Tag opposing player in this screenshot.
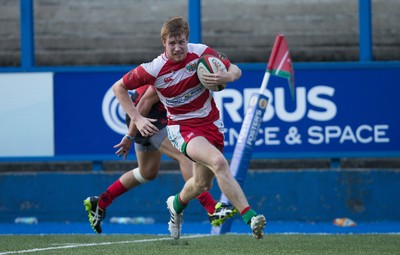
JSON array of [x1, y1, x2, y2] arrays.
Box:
[[83, 85, 237, 234], [112, 16, 266, 239]]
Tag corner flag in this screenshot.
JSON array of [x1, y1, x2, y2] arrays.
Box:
[[267, 34, 295, 98]]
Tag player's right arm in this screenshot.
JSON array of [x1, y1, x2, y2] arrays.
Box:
[[127, 86, 160, 137], [112, 78, 159, 137], [114, 85, 161, 159]]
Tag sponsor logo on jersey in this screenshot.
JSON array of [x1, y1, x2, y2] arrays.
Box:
[[186, 62, 197, 72], [164, 76, 174, 83]]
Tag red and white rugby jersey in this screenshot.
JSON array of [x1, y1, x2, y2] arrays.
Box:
[[122, 43, 231, 126]]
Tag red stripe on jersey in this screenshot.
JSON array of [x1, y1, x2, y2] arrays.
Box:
[[157, 76, 199, 98], [186, 51, 202, 63], [157, 52, 200, 78], [123, 66, 156, 90], [165, 88, 210, 115], [158, 60, 185, 77], [168, 100, 220, 127]]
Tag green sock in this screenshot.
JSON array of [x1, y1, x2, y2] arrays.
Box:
[[173, 194, 186, 214], [242, 209, 257, 225]]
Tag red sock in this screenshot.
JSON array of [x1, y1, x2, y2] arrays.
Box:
[[197, 191, 217, 214], [98, 179, 128, 210]]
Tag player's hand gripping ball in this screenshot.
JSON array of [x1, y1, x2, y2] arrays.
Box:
[[197, 55, 228, 92]]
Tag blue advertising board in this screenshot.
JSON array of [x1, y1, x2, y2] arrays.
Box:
[[216, 67, 399, 158], [54, 72, 126, 156], [53, 66, 400, 159]]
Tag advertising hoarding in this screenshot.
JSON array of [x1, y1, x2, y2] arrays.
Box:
[[50, 67, 400, 158]]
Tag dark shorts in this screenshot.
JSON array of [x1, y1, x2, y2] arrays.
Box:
[[134, 127, 167, 152]]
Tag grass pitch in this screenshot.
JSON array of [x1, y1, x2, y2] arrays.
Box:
[[0, 234, 399, 255]]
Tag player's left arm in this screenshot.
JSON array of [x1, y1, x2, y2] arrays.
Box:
[[201, 48, 242, 84], [226, 63, 242, 82]]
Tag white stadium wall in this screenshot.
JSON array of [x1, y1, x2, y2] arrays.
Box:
[[0, 73, 54, 157]]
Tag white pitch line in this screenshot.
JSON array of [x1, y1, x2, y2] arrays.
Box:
[[0, 234, 210, 255]]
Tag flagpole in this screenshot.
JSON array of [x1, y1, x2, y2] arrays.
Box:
[[258, 71, 271, 95]]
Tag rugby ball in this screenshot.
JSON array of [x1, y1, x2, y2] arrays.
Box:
[[197, 55, 228, 92]]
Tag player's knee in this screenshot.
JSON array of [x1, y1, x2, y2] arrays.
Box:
[[132, 167, 154, 184], [194, 179, 213, 192], [209, 155, 229, 175]]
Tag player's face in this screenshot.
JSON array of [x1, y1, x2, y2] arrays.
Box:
[[163, 33, 188, 63]]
